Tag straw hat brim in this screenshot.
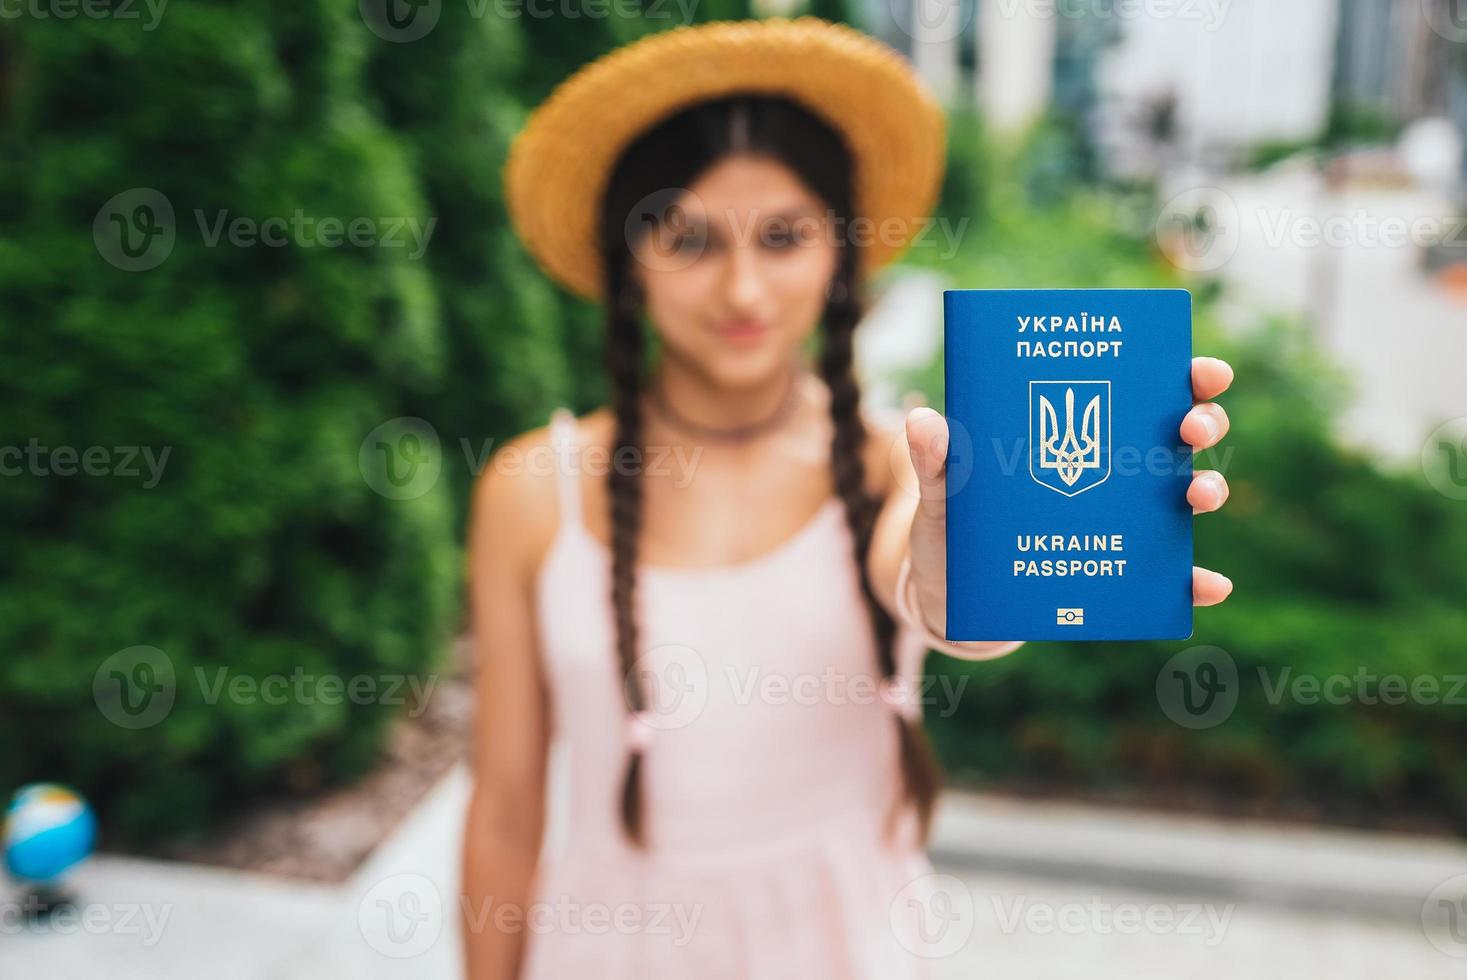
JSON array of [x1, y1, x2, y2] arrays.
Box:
[[504, 18, 947, 300]]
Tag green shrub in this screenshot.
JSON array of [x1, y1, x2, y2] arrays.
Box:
[[0, 5, 458, 837], [362, 1, 604, 523]]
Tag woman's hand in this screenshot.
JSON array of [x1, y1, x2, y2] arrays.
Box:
[[902, 356, 1235, 642]]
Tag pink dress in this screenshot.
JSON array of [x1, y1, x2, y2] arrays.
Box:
[[520, 408, 945, 979]]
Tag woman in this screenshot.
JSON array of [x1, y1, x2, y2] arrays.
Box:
[[463, 19, 1234, 979]]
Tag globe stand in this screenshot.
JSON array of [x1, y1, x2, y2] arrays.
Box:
[[13, 882, 76, 921]]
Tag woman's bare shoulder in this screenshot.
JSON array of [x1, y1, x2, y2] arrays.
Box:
[[469, 408, 614, 573]]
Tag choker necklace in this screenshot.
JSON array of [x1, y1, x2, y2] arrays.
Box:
[[647, 368, 803, 444]]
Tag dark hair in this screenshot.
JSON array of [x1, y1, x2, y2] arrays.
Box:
[[597, 95, 939, 847]]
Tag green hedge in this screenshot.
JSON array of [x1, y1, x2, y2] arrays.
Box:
[[0, 5, 465, 837], [361, 0, 603, 523]]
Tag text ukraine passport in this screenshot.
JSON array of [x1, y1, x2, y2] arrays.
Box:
[[944, 289, 1193, 641]]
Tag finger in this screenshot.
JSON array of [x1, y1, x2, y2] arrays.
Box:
[[1180, 402, 1230, 450], [904, 407, 948, 519], [1193, 566, 1233, 606], [1192, 357, 1234, 402], [1187, 470, 1230, 514]]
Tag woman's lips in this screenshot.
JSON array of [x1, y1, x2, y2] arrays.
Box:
[[713, 319, 770, 345]]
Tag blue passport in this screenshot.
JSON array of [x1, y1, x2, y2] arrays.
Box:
[[944, 289, 1193, 641]]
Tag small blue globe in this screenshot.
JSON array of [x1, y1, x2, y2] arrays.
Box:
[[4, 784, 96, 884]]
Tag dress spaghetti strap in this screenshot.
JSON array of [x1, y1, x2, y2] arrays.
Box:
[[547, 407, 584, 531]]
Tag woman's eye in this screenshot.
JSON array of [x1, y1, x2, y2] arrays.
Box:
[[762, 225, 800, 249], [762, 220, 822, 250], [670, 229, 709, 256]]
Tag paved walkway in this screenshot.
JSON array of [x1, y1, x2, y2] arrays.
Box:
[[936, 867, 1460, 979], [7, 767, 1467, 978]]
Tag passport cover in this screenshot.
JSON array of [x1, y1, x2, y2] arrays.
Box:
[[944, 289, 1193, 641]]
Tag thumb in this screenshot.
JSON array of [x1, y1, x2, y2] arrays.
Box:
[[904, 407, 948, 520]]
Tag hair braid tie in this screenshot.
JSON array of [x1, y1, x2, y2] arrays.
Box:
[[818, 250, 942, 844], [626, 711, 657, 753]]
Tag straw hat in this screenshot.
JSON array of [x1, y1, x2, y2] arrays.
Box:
[[504, 18, 947, 300]]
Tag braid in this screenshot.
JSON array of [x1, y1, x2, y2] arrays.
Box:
[[606, 268, 649, 847], [817, 250, 942, 842]]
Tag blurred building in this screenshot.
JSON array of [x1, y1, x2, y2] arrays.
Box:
[[873, 0, 1465, 194], [1335, 0, 1461, 121], [1096, 0, 1339, 176]]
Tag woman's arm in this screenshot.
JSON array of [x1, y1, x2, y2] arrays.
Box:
[[462, 436, 555, 980], [867, 357, 1237, 657]]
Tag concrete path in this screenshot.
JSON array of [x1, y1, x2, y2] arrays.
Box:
[[930, 791, 1467, 923], [935, 867, 1463, 979], [3, 853, 339, 979], [7, 767, 1467, 978]]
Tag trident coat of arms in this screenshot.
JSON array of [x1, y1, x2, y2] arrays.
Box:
[[1030, 381, 1111, 496]]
